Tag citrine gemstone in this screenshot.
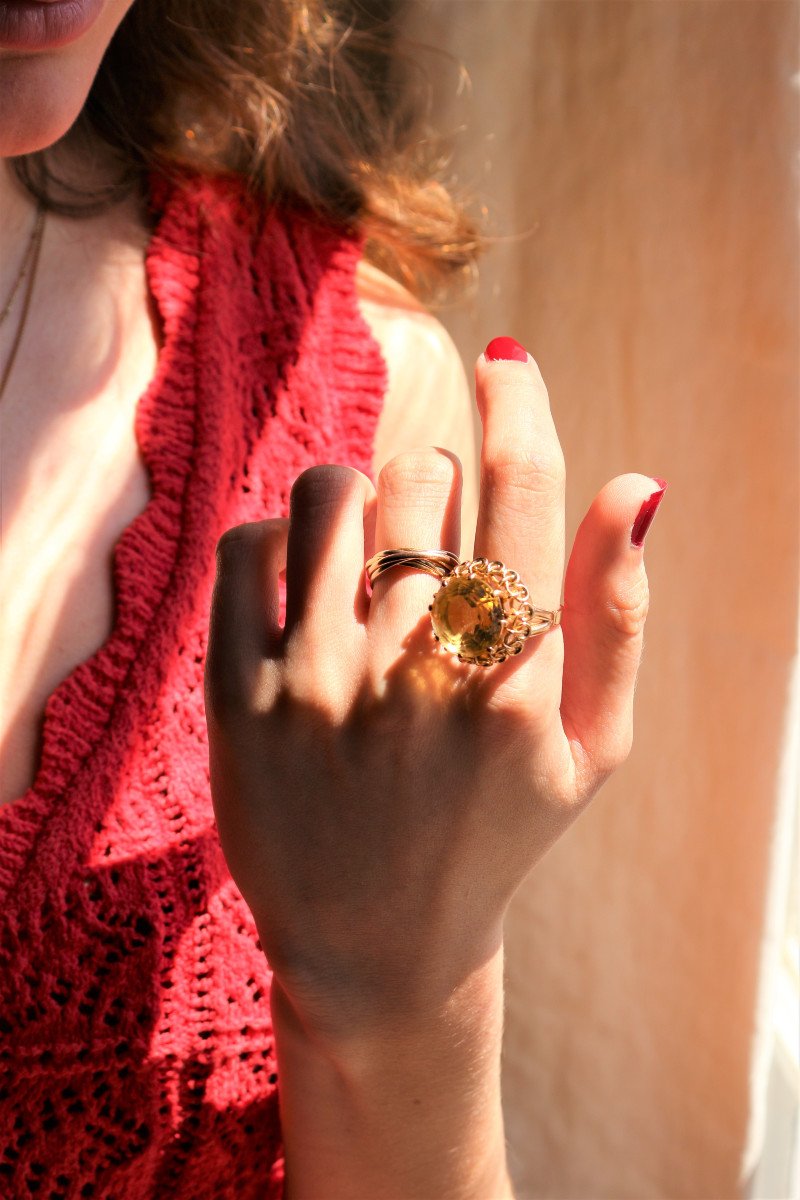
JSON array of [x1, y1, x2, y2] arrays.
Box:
[[430, 574, 505, 660]]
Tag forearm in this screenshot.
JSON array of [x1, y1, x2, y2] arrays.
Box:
[[268, 941, 515, 1200]]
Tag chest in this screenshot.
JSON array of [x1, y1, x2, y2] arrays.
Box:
[[0, 220, 399, 814], [0, 267, 160, 810]]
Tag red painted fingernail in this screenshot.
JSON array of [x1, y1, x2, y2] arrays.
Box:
[[631, 477, 668, 547], [484, 336, 529, 363]]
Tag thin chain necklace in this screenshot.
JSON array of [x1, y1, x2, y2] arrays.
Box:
[[0, 199, 47, 404]]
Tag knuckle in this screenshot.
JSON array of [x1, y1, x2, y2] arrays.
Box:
[[378, 449, 457, 502], [484, 444, 566, 501], [291, 464, 366, 512], [481, 372, 551, 412], [604, 570, 650, 639], [215, 517, 286, 561], [215, 521, 258, 559]]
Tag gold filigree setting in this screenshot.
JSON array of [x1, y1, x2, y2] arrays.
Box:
[[428, 558, 561, 667]]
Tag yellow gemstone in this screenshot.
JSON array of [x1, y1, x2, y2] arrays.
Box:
[[430, 574, 505, 660]]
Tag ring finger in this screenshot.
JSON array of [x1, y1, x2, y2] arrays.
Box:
[[367, 447, 462, 686]]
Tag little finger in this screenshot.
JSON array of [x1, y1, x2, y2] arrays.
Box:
[[282, 464, 377, 712], [205, 517, 289, 723]]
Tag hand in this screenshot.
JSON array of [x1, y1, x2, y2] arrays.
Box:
[[204, 339, 667, 1045]]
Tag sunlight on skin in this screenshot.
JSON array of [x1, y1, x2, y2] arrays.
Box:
[[0, 400, 143, 724], [0, 152, 159, 804]]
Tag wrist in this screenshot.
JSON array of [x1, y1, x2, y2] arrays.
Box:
[[263, 917, 507, 1053], [270, 932, 506, 1066], [269, 940, 512, 1200]]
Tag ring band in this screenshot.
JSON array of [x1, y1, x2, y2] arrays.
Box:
[[365, 548, 460, 586], [364, 548, 563, 668]]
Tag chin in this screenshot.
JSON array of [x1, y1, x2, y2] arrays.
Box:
[[0, 0, 134, 159], [0, 56, 93, 157]]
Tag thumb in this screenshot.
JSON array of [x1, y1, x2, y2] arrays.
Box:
[[560, 473, 668, 796]]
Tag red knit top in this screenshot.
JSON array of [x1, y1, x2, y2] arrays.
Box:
[[0, 167, 388, 1199]]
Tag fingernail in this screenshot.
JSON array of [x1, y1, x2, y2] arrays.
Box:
[[631, 477, 668, 547], [484, 336, 529, 363]]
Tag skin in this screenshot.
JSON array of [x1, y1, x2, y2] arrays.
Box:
[[0, 0, 137, 177], [207, 363, 664, 1197], [1, 3, 666, 1196]]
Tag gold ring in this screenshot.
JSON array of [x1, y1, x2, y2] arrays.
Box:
[[364, 549, 563, 668], [365, 547, 460, 586], [429, 557, 562, 667]]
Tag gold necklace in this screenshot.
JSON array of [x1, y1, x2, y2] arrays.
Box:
[[0, 202, 41, 324], [0, 199, 46, 403]]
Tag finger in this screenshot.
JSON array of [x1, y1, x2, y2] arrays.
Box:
[[367, 448, 461, 678], [205, 517, 289, 722], [560, 474, 668, 795], [283, 465, 376, 699], [471, 338, 565, 713], [473, 338, 565, 610]]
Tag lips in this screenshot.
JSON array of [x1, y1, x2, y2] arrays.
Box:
[[0, 0, 105, 50]]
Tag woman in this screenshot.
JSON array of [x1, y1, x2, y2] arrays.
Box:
[[0, 0, 667, 1196]]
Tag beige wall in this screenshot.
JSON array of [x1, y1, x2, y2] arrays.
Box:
[[404, 2, 800, 1196]]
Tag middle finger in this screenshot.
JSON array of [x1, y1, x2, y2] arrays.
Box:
[[473, 339, 566, 625]]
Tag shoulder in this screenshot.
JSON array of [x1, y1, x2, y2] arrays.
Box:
[[151, 176, 480, 543], [354, 259, 476, 486], [354, 259, 478, 557], [354, 258, 464, 389]]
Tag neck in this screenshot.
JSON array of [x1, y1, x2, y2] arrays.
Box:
[[0, 159, 39, 275], [0, 150, 151, 295], [0, 147, 154, 419], [0, 149, 157, 425]]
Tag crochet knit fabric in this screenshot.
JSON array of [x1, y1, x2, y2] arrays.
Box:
[[0, 166, 388, 1199]]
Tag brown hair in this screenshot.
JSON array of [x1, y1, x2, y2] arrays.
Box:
[[9, 0, 481, 306]]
